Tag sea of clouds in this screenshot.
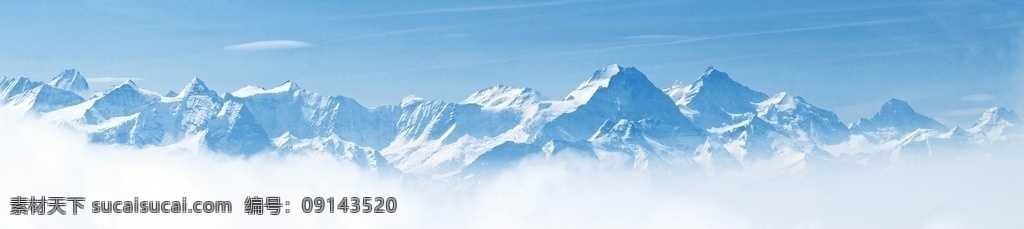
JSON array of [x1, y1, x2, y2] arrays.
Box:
[[1, 108, 1022, 229]]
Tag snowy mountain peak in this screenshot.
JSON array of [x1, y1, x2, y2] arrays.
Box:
[[565, 64, 648, 103], [703, 65, 724, 77], [6, 83, 85, 113], [976, 107, 1021, 124], [592, 63, 622, 80], [232, 81, 302, 98], [967, 107, 1021, 140], [277, 81, 300, 91], [461, 84, 547, 109], [119, 79, 138, 88], [755, 91, 850, 145], [878, 98, 914, 115], [542, 65, 704, 142], [105, 79, 150, 95], [669, 67, 768, 128], [852, 98, 947, 141], [0, 77, 44, 101], [48, 69, 90, 95], [694, 67, 746, 90], [177, 77, 215, 98], [585, 64, 650, 85], [401, 95, 425, 107], [871, 99, 945, 131], [761, 92, 801, 111]]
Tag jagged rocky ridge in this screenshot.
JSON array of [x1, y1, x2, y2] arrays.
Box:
[[1, 66, 1020, 177]]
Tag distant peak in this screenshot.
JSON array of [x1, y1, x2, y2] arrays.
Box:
[[487, 84, 515, 90], [178, 77, 212, 97], [11, 76, 31, 84], [48, 68, 90, 93], [759, 91, 804, 111], [122, 79, 137, 87], [697, 66, 733, 82], [979, 106, 1021, 123], [101, 79, 145, 95], [283, 80, 298, 89], [59, 69, 82, 77], [491, 84, 540, 93], [401, 95, 425, 107], [684, 66, 765, 104], [984, 106, 1013, 116], [565, 64, 656, 102], [573, 64, 649, 92], [184, 77, 206, 89], [592, 64, 646, 82], [591, 64, 624, 80], [885, 98, 909, 106], [462, 84, 546, 107], [231, 80, 303, 98], [273, 80, 301, 91], [879, 98, 915, 113], [867, 98, 948, 133]]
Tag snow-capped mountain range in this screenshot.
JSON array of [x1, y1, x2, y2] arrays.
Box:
[[1, 66, 1020, 177]]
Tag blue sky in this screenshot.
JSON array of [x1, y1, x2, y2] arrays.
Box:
[[1, 0, 1022, 126]]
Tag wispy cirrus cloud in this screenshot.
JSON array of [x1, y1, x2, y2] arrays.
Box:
[[224, 40, 312, 51], [625, 34, 699, 40], [361, 17, 918, 77]]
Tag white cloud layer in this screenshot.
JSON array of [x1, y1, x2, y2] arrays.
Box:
[[224, 40, 311, 51], [0, 109, 1022, 228]]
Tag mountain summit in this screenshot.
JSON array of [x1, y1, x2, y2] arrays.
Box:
[[542, 64, 704, 142], [851, 98, 948, 142], [968, 107, 1021, 142], [48, 69, 91, 97], [666, 67, 768, 129]]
